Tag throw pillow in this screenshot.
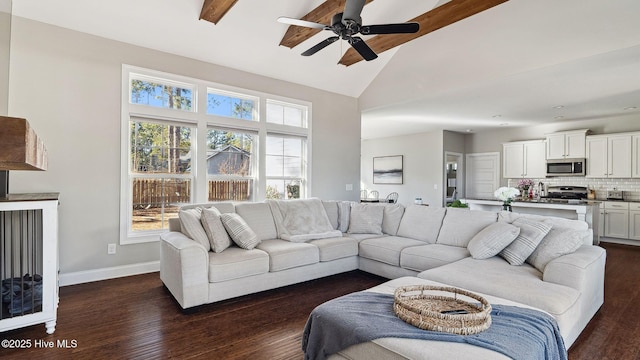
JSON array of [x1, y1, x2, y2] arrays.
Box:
[[200, 207, 232, 253], [499, 218, 552, 265], [220, 213, 260, 250], [347, 203, 384, 234], [526, 227, 587, 272], [179, 208, 211, 251], [467, 222, 520, 260], [381, 203, 405, 235]]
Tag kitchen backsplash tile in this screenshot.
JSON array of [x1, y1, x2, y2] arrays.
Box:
[[508, 177, 640, 201]]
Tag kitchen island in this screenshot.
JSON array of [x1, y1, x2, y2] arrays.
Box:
[[463, 198, 601, 244]]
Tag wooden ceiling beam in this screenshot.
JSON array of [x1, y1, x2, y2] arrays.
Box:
[[279, 0, 374, 49], [200, 0, 239, 25], [339, 0, 509, 66]]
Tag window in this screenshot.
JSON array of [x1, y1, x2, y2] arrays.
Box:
[[122, 65, 311, 244], [131, 77, 194, 111], [207, 89, 257, 120], [206, 128, 256, 201], [127, 119, 194, 240], [266, 135, 306, 199], [266, 100, 307, 127]]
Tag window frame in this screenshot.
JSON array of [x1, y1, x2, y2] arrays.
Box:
[[121, 65, 312, 244]]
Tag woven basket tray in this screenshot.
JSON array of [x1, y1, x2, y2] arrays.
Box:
[[393, 285, 492, 335]]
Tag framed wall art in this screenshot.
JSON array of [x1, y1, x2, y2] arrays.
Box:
[[373, 155, 403, 184]]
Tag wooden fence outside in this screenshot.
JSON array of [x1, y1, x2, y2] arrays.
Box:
[[132, 178, 250, 207]]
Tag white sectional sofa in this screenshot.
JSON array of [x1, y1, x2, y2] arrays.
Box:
[[159, 199, 606, 349]]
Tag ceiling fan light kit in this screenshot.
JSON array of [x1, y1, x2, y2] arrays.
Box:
[[278, 0, 419, 62]]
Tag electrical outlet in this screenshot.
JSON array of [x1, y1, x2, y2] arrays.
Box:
[[107, 243, 116, 255], [346, 184, 353, 191], [433, 184, 438, 190]]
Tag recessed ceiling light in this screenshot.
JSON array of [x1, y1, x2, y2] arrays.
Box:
[[624, 106, 637, 111], [553, 105, 565, 109], [554, 116, 565, 120], [465, 129, 473, 133]]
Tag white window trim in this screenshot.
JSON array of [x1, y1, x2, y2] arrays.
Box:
[[121, 64, 312, 245]]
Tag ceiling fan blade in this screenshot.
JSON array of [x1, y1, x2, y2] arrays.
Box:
[[348, 36, 377, 61], [301, 36, 340, 56], [342, 0, 366, 23], [277, 16, 329, 30], [361, 23, 420, 35]]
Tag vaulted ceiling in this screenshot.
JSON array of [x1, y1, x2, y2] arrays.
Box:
[[11, 0, 640, 139]]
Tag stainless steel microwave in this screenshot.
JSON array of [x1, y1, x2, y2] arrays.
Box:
[[546, 158, 586, 177]]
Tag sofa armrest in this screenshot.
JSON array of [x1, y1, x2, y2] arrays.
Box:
[[543, 245, 606, 303], [160, 231, 210, 309]]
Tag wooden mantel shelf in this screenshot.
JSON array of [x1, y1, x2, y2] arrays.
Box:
[[0, 116, 48, 171]]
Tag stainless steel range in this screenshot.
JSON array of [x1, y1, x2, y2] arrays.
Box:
[[544, 186, 588, 200]]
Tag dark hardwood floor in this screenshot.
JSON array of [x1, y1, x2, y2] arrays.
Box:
[[1, 242, 639, 359]]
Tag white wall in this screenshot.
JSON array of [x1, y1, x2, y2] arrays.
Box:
[[7, 17, 361, 279], [361, 131, 444, 207]]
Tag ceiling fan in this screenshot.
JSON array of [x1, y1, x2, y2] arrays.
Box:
[[277, 0, 420, 61]]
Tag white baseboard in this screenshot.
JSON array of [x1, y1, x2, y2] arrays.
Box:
[[59, 261, 160, 287]]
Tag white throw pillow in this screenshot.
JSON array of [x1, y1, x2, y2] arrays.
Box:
[[220, 213, 260, 250], [179, 208, 211, 251], [467, 222, 520, 260], [347, 204, 384, 234], [382, 203, 405, 235], [526, 227, 587, 272], [200, 207, 232, 253], [499, 218, 552, 266]]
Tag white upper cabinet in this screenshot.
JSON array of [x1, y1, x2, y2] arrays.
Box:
[[546, 129, 588, 160], [586, 134, 632, 178], [503, 140, 546, 179], [633, 134, 640, 178]]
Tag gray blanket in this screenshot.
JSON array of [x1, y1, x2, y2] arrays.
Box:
[[302, 292, 567, 360]]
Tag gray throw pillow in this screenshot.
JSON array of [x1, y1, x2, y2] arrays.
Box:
[[179, 208, 211, 251], [201, 207, 232, 253], [467, 222, 520, 260], [499, 218, 552, 265], [220, 213, 260, 250], [526, 227, 587, 272], [347, 203, 384, 234]]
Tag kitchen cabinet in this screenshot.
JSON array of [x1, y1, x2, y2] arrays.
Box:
[[629, 203, 640, 241], [503, 140, 546, 179], [603, 201, 629, 239], [546, 129, 588, 160], [633, 134, 640, 178], [586, 134, 632, 178]]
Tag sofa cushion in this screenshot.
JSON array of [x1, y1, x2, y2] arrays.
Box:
[[348, 203, 384, 234], [381, 203, 405, 235], [234, 202, 278, 241], [400, 244, 470, 272], [322, 201, 339, 230], [498, 211, 588, 230], [220, 213, 261, 250], [208, 246, 269, 283], [467, 222, 520, 260], [526, 227, 588, 272], [359, 236, 427, 267], [345, 233, 387, 242], [499, 218, 552, 265], [201, 207, 232, 253], [256, 239, 319, 271], [418, 257, 581, 318], [179, 208, 211, 251], [396, 205, 446, 243], [309, 236, 358, 262], [436, 208, 497, 247], [337, 201, 352, 233]]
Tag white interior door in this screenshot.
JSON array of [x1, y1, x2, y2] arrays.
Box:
[[465, 152, 500, 200]]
